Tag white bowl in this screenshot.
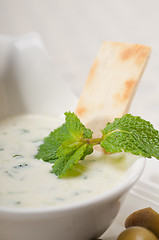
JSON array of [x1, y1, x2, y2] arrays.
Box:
[[0, 157, 145, 240], [0, 34, 145, 240]]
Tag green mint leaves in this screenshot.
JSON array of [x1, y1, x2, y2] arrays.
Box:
[[101, 114, 159, 159], [35, 112, 93, 178], [35, 112, 159, 178]]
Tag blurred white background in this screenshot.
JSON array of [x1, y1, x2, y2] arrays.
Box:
[[0, 1, 158, 92], [0, 1, 158, 125], [0, 1, 158, 114]]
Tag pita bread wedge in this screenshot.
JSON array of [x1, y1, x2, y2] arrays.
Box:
[[75, 41, 151, 137]]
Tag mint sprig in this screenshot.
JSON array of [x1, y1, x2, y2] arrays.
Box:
[[35, 112, 159, 178], [101, 114, 159, 159]]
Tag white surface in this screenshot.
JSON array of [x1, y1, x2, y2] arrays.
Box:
[[0, 1, 159, 239]]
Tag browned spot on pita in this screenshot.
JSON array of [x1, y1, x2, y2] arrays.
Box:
[[120, 45, 150, 65], [123, 79, 136, 100], [136, 47, 151, 65], [75, 106, 87, 116], [114, 79, 136, 104], [85, 59, 99, 87]]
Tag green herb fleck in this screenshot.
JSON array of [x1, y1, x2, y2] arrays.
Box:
[[32, 139, 43, 143], [55, 197, 65, 201], [21, 129, 30, 133], [13, 154, 23, 159], [14, 163, 28, 169], [5, 171, 13, 177], [83, 176, 88, 180]]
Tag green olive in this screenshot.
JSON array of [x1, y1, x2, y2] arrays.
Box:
[[117, 226, 158, 240], [125, 207, 159, 238]]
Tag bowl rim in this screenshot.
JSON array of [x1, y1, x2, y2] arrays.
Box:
[[0, 156, 146, 214]]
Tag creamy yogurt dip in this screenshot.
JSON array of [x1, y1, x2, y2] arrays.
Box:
[[0, 114, 137, 208]]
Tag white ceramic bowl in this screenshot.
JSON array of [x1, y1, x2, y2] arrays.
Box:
[[0, 34, 145, 240], [0, 157, 145, 240]]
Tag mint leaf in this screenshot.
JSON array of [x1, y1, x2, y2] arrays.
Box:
[[52, 142, 93, 178], [35, 112, 93, 176], [100, 114, 159, 159]]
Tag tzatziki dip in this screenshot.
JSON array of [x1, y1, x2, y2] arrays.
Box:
[[0, 114, 137, 208]]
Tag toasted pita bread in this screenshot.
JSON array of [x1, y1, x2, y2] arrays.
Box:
[[75, 41, 151, 137]]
